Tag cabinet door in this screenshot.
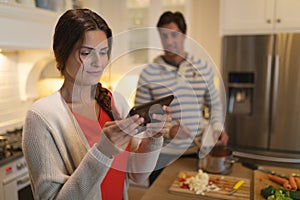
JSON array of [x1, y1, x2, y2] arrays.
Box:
[[275, 0, 300, 31], [220, 0, 275, 35]]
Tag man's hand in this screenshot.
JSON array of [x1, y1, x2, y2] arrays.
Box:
[[214, 131, 229, 146], [168, 120, 191, 139]]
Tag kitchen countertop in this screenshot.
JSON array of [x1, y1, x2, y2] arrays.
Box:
[[141, 157, 254, 200], [141, 157, 300, 200]]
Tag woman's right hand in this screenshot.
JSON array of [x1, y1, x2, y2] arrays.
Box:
[[96, 114, 144, 157]]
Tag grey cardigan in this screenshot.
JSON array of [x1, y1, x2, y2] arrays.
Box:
[[22, 92, 163, 200]]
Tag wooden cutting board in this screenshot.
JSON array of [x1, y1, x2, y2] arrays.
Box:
[[253, 166, 300, 200], [169, 171, 250, 200]]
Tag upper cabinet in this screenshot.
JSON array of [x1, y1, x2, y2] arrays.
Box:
[[0, 2, 60, 49], [220, 0, 300, 35]]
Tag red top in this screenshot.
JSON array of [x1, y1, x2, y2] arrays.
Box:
[[73, 104, 129, 200]]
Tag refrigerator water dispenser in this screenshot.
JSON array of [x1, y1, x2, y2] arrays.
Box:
[[227, 72, 254, 115]]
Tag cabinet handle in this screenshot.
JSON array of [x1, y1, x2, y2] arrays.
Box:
[[276, 18, 281, 23], [17, 176, 30, 185], [266, 19, 271, 23]]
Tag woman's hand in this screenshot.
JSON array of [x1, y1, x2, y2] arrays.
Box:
[[96, 114, 144, 157], [144, 105, 172, 138]]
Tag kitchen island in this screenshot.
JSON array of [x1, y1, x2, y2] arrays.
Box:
[[142, 158, 299, 200]]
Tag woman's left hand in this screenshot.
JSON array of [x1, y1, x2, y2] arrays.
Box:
[[144, 105, 172, 138]]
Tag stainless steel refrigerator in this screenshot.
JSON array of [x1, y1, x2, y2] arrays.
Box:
[[222, 34, 300, 164]]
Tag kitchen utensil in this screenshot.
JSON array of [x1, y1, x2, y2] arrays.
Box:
[[198, 124, 214, 159], [229, 180, 245, 195], [241, 161, 288, 178], [199, 146, 238, 175]]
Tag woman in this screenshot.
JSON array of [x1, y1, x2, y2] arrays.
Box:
[[22, 9, 171, 200]]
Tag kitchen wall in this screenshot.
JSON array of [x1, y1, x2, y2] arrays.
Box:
[[0, 51, 30, 133], [188, 0, 221, 68], [187, 0, 223, 92]]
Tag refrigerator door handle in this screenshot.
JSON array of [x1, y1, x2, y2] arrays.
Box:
[[270, 54, 280, 135], [265, 55, 272, 116]]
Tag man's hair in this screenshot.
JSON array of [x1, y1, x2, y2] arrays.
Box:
[[156, 11, 187, 34]]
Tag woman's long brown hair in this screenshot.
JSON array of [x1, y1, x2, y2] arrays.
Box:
[[95, 83, 120, 120]]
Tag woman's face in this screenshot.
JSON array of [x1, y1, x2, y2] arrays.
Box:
[[64, 30, 109, 86]]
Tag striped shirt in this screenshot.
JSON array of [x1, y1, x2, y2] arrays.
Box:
[[134, 54, 224, 155]]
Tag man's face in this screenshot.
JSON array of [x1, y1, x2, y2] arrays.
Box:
[[158, 22, 186, 57]]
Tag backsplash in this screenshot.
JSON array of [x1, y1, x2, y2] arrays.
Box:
[[0, 52, 32, 133], [0, 50, 54, 134]]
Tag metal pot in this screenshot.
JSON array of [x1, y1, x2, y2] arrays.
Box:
[[198, 146, 237, 175]]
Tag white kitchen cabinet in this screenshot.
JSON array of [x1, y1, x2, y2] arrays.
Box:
[[275, 0, 300, 31], [0, 2, 60, 49], [220, 0, 300, 35]]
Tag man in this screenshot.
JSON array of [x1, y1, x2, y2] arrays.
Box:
[[134, 11, 228, 185]]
